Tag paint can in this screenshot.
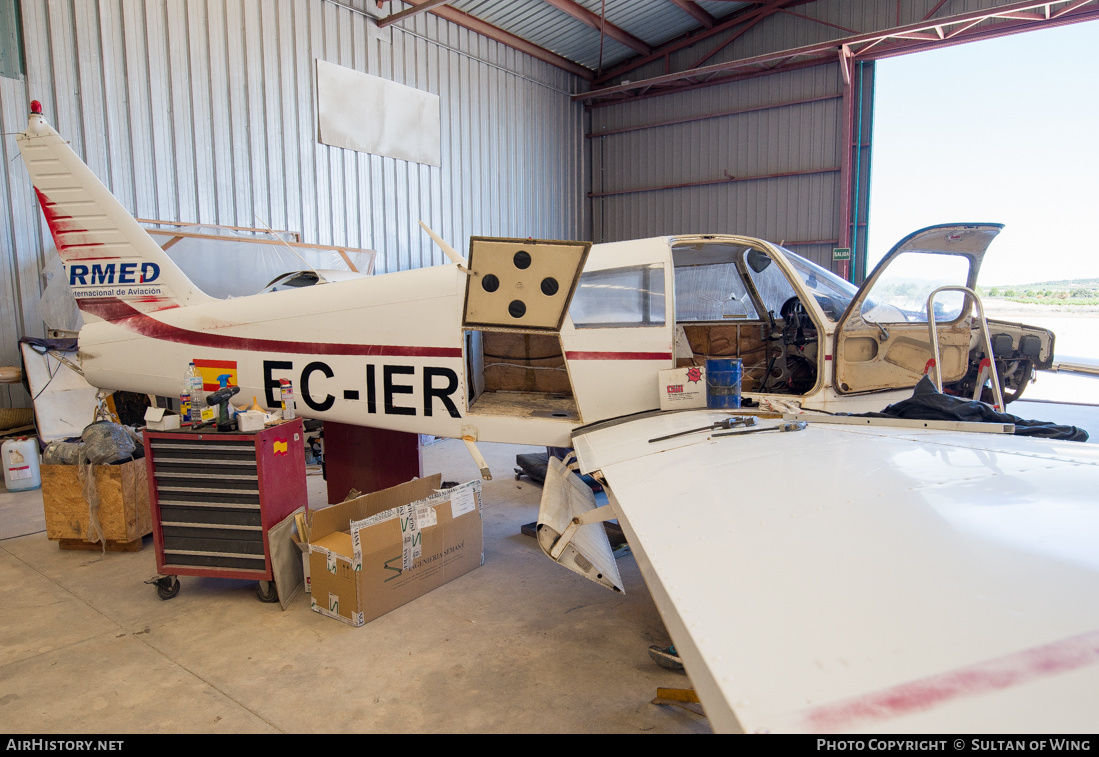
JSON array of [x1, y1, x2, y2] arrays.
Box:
[[705, 358, 742, 409], [3, 437, 41, 492]]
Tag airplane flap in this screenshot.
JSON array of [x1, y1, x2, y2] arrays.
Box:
[[576, 414, 1099, 733], [536, 454, 623, 593]]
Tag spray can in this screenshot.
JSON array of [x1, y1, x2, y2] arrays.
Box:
[[181, 363, 196, 423], [279, 378, 296, 421]]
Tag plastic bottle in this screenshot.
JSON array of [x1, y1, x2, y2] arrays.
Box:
[[3, 437, 42, 492], [181, 363, 196, 423], [279, 378, 296, 420], [190, 364, 208, 423]]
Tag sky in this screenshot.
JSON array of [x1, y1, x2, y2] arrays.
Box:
[[866, 19, 1099, 286]]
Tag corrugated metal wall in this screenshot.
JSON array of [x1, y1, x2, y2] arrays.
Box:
[[588, 15, 876, 277], [0, 0, 586, 410], [589, 63, 874, 268]]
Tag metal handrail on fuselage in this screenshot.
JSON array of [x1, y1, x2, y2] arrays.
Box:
[[925, 285, 1004, 411]]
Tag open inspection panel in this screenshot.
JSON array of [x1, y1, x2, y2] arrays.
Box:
[[143, 418, 307, 601]]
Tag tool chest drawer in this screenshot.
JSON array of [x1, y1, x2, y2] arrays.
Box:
[[143, 419, 307, 584]]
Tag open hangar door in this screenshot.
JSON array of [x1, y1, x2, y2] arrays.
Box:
[[580, 0, 1099, 286], [867, 19, 1099, 286]]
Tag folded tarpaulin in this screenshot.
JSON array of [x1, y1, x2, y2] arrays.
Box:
[[844, 376, 1089, 442]]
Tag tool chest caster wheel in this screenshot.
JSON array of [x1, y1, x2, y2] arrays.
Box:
[[154, 576, 180, 600], [256, 580, 279, 603]]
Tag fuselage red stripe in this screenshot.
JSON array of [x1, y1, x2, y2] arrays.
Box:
[[565, 351, 671, 361], [799, 628, 1099, 732], [84, 298, 462, 359]]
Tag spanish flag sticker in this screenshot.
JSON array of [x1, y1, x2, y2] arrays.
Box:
[[192, 359, 238, 392], [273, 440, 288, 456]]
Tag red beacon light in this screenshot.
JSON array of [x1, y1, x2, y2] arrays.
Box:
[[30, 100, 42, 115]]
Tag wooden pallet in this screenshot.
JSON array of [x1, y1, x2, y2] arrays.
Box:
[[57, 537, 144, 552]]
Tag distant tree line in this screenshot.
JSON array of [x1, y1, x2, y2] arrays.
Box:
[[980, 283, 1099, 305]]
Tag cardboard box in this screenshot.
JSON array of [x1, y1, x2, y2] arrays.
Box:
[[307, 474, 483, 627], [42, 459, 152, 546], [237, 410, 266, 433], [143, 407, 180, 431], [659, 366, 708, 411]]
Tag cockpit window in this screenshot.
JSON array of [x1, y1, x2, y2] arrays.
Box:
[[860, 251, 972, 323], [569, 264, 666, 328], [780, 249, 859, 322], [743, 248, 799, 320], [672, 243, 758, 321], [673, 262, 760, 321]]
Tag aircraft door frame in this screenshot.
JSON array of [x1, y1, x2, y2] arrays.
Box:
[[833, 223, 1002, 395]]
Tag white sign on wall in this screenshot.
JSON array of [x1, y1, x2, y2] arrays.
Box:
[[316, 59, 441, 167]]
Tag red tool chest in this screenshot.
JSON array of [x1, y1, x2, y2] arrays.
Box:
[[143, 418, 307, 601]]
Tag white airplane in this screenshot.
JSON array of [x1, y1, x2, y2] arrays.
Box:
[[16, 104, 1099, 733]]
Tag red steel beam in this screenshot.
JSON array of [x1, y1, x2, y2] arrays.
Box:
[[379, 0, 594, 80], [584, 92, 840, 137], [376, 0, 452, 29], [923, 0, 952, 20], [667, 0, 718, 29], [542, 0, 653, 55], [588, 166, 840, 199], [578, 0, 1099, 104], [586, 57, 826, 109], [594, 0, 812, 85], [690, 9, 776, 69]]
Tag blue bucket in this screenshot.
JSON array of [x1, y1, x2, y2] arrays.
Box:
[[706, 358, 742, 409]]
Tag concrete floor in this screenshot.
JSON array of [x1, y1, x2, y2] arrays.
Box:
[[0, 439, 709, 735], [3, 375, 1095, 735]]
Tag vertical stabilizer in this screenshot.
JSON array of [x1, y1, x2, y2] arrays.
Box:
[[16, 103, 212, 321]]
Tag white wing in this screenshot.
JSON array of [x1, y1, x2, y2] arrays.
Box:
[[569, 410, 1099, 733]]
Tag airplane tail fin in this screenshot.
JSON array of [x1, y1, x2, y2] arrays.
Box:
[[16, 102, 212, 322]]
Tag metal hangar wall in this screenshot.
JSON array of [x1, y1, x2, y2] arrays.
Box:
[[0, 0, 587, 410]]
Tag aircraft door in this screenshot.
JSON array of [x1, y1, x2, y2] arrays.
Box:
[[561, 261, 674, 421], [834, 224, 1001, 395], [462, 237, 591, 420]]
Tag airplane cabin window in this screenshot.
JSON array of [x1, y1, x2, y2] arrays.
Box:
[[673, 262, 759, 321], [569, 264, 666, 328], [860, 252, 972, 323]]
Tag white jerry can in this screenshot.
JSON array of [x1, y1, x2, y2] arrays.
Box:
[[2, 437, 42, 492]]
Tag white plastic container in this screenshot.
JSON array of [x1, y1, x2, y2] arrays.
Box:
[[3, 437, 42, 492]]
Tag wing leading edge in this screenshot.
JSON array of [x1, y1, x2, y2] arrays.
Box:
[[571, 411, 1099, 733]]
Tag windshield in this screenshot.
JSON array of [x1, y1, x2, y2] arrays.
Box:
[[775, 247, 859, 321]]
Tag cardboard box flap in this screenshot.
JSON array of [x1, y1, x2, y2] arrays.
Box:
[[309, 474, 443, 540], [312, 529, 355, 560]]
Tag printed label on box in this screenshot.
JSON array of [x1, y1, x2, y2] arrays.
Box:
[[659, 366, 707, 411], [449, 484, 478, 517]]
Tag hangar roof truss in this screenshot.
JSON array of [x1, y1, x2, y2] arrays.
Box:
[[369, 0, 1099, 105]]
